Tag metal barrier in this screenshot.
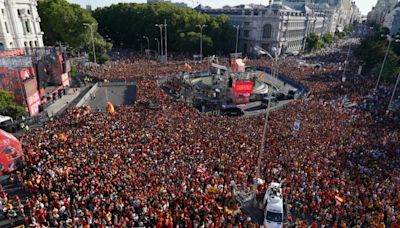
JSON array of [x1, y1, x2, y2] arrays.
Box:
[[98, 81, 136, 87], [76, 83, 98, 107], [256, 67, 310, 95]]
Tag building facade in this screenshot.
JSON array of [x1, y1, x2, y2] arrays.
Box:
[[197, 2, 326, 55], [283, 0, 359, 33], [367, 0, 398, 25], [383, 3, 400, 35], [0, 0, 44, 51]]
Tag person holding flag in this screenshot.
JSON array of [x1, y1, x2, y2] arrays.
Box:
[[107, 102, 116, 115]]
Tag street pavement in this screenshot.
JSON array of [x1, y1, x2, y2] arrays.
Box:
[[84, 85, 137, 110], [46, 88, 82, 117]]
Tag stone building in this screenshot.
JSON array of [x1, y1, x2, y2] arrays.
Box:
[[0, 0, 44, 51], [197, 1, 326, 55], [367, 0, 398, 25], [383, 2, 400, 35]]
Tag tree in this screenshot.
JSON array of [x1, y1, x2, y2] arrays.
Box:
[[322, 33, 334, 44], [354, 29, 400, 82], [37, 0, 112, 63], [0, 89, 26, 120], [306, 33, 324, 51], [93, 3, 235, 55]]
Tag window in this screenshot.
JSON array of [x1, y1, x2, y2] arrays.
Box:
[[27, 10, 30, 15], [4, 22, 9, 33], [244, 30, 250, 37], [1, 9, 4, 16], [29, 41, 33, 47], [25, 21, 30, 33], [35, 41, 38, 47], [263, 24, 272, 39], [24, 42, 27, 47], [17, 9, 21, 16]]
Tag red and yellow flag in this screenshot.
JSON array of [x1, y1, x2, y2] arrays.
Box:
[[107, 102, 116, 115]]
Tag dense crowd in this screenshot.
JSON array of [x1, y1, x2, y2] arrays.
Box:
[[80, 59, 210, 81], [5, 39, 400, 227]]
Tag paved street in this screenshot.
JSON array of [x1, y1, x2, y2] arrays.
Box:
[[46, 88, 82, 117], [84, 84, 137, 110]]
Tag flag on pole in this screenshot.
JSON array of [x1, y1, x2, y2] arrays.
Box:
[[107, 102, 116, 115], [293, 120, 301, 131], [335, 195, 344, 203], [184, 63, 192, 72]]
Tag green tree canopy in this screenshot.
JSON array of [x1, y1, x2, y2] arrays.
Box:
[[0, 89, 26, 120], [306, 32, 324, 51], [93, 3, 235, 55], [354, 30, 400, 82], [322, 33, 334, 44], [38, 0, 111, 64]]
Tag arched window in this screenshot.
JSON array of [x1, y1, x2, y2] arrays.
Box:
[[263, 24, 272, 39]]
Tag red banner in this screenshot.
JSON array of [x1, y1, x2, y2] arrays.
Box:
[[233, 81, 254, 94], [0, 48, 24, 58], [26, 91, 40, 116], [0, 129, 24, 175]]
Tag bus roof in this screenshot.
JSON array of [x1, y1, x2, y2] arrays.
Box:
[[0, 115, 12, 123]]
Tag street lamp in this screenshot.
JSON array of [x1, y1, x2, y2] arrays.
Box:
[[256, 76, 274, 180], [164, 19, 168, 64], [155, 38, 160, 57], [143, 36, 150, 50], [234, 25, 240, 54], [387, 71, 400, 113], [83, 23, 97, 64], [341, 44, 351, 82], [155, 24, 164, 63], [196, 24, 207, 62], [375, 34, 400, 90]]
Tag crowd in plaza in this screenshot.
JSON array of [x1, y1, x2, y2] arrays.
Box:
[[80, 57, 209, 81], [2, 39, 399, 227]]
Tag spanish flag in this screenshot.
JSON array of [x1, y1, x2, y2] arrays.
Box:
[[185, 63, 192, 71], [107, 102, 116, 115], [335, 195, 344, 203]]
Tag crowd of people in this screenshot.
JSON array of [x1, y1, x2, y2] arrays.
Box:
[[6, 37, 400, 227]]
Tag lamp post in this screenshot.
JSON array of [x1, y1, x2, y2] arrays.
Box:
[[164, 19, 168, 64], [83, 23, 97, 64], [263, 49, 277, 77], [375, 34, 400, 90], [196, 24, 207, 62], [387, 71, 400, 113], [143, 36, 150, 50], [234, 25, 240, 54], [155, 38, 160, 57], [155, 24, 164, 63], [256, 78, 274, 180], [341, 44, 351, 82]]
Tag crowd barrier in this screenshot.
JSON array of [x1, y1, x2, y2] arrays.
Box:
[[76, 83, 98, 107]]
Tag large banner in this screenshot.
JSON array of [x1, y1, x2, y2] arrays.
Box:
[[0, 129, 24, 175], [233, 81, 254, 95]]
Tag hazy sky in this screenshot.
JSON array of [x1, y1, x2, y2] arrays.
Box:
[[68, 0, 377, 15]]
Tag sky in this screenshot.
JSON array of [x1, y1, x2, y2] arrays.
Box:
[[68, 0, 377, 15]]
